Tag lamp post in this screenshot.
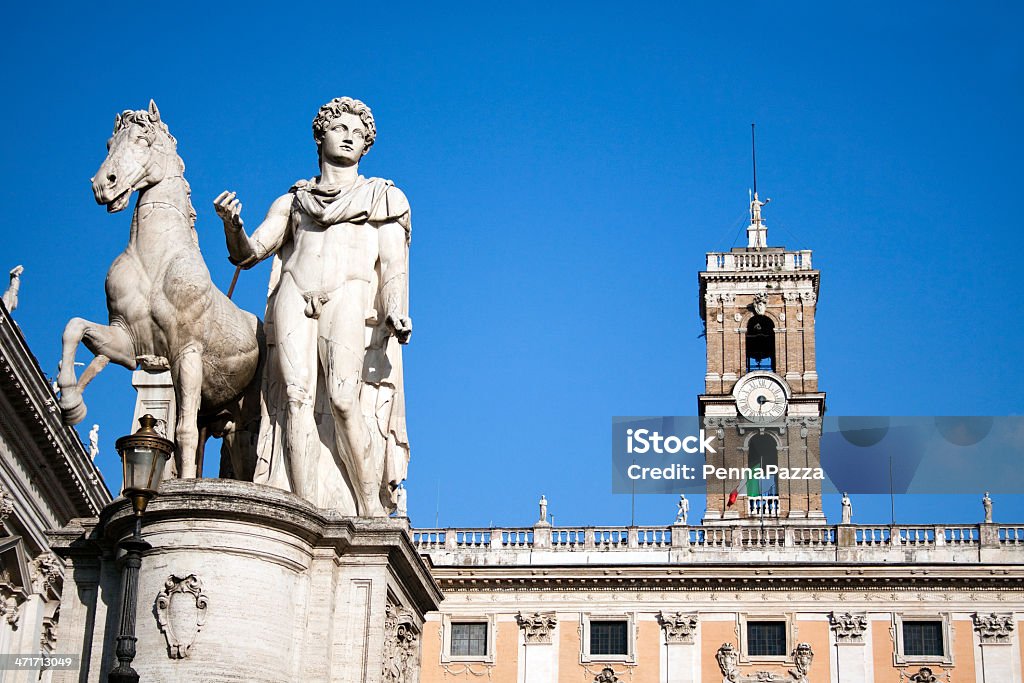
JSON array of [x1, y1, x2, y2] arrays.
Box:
[[107, 415, 173, 683]]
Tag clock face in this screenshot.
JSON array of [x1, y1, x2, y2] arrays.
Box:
[[735, 375, 787, 421]]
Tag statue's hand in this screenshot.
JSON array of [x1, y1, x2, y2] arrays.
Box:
[[213, 191, 244, 231], [386, 314, 412, 344], [9, 265, 23, 280]]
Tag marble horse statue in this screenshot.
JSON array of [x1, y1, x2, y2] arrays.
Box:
[[57, 100, 261, 480]]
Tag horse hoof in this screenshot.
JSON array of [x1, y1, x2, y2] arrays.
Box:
[[59, 392, 87, 425]]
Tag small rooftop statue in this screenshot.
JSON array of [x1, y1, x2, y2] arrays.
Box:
[[88, 424, 100, 462], [841, 492, 853, 525], [2, 265, 23, 312], [675, 494, 689, 525], [983, 492, 993, 523]]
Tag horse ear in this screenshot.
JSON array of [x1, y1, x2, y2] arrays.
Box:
[[113, 113, 122, 134], [148, 99, 161, 122]]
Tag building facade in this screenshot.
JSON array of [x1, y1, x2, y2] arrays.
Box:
[[0, 296, 111, 681], [411, 205, 1024, 683]]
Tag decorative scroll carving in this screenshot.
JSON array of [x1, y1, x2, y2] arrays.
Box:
[[972, 612, 1014, 644], [155, 574, 208, 659], [829, 612, 868, 642], [516, 611, 557, 643], [383, 602, 419, 683], [657, 611, 698, 643], [594, 667, 619, 683]]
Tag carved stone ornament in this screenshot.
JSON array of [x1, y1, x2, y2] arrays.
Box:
[[516, 611, 557, 643], [752, 292, 769, 316], [972, 612, 1014, 644], [909, 667, 938, 683], [658, 611, 698, 643], [716, 643, 739, 681], [383, 602, 419, 683], [0, 484, 13, 525], [789, 642, 813, 681], [830, 611, 868, 642], [155, 574, 208, 659], [31, 553, 60, 594], [594, 666, 619, 683]]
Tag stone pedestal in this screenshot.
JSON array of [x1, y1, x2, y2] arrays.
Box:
[[48, 480, 442, 683]]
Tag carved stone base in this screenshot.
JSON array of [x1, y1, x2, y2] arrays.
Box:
[[48, 479, 441, 683]]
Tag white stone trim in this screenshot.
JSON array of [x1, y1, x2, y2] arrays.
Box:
[[737, 612, 796, 664], [892, 612, 954, 667], [579, 611, 637, 664], [440, 612, 496, 664]]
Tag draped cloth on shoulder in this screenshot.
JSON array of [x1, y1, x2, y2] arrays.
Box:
[[253, 175, 411, 513]]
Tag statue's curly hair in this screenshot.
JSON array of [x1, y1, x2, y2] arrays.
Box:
[[312, 97, 376, 157]]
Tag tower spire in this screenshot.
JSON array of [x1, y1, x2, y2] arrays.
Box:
[[747, 123, 769, 249]]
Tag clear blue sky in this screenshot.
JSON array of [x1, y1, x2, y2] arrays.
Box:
[[2, 3, 1021, 527]]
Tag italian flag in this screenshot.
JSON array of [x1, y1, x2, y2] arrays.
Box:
[[727, 478, 762, 506]]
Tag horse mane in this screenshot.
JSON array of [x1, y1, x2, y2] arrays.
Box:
[[115, 109, 198, 235]]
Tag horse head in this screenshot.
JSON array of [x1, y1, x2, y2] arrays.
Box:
[[92, 100, 181, 213]]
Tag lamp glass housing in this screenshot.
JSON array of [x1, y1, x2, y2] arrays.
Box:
[[115, 414, 173, 503]]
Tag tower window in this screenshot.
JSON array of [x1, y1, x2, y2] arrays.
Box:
[[746, 315, 775, 372], [747, 434, 779, 498]]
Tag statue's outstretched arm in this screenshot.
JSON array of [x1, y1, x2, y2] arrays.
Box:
[[215, 192, 293, 268]]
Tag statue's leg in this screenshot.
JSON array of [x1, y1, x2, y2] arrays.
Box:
[[171, 344, 204, 478], [272, 279, 320, 499], [320, 294, 382, 516], [57, 318, 134, 425]]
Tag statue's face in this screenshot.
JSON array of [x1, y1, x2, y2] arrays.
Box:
[[321, 112, 368, 166]]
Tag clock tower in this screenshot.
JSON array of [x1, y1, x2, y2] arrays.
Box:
[[698, 194, 826, 524]]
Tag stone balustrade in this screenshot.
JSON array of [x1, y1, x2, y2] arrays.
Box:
[[411, 522, 1024, 566], [705, 249, 812, 272]]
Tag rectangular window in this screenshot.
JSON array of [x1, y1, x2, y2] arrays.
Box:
[[716, 254, 726, 268], [794, 253, 803, 267], [902, 621, 944, 657], [590, 621, 628, 656], [747, 621, 787, 657], [451, 622, 488, 657]]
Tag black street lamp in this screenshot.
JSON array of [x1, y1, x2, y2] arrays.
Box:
[[107, 415, 173, 683]]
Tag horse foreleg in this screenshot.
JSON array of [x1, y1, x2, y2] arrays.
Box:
[[58, 317, 135, 425], [172, 345, 204, 478]]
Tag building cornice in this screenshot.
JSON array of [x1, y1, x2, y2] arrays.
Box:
[[0, 303, 111, 522]]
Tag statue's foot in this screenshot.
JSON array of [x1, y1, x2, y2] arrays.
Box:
[[59, 388, 87, 425], [360, 483, 389, 518]]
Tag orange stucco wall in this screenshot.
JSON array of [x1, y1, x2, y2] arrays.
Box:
[[698, 619, 830, 683], [420, 620, 519, 683], [870, 619, 976, 683]]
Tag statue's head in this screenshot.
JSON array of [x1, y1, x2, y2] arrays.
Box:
[[312, 97, 376, 162], [93, 100, 180, 213]]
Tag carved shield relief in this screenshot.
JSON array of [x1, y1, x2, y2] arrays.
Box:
[[155, 574, 208, 659]]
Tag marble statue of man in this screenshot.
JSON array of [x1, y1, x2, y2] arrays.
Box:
[[538, 495, 548, 524], [675, 494, 689, 525], [983, 492, 992, 523], [88, 424, 100, 462], [2, 265, 23, 312], [216, 97, 411, 516], [841, 492, 853, 524]]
